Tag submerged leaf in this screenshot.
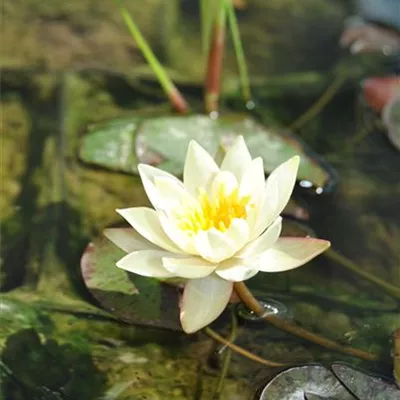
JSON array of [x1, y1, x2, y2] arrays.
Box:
[[259, 365, 355, 400], [259, 364, 400, 400], [331, 363, 400, 400], [79, 114, 337, 193], [80, 234, 181, 331]]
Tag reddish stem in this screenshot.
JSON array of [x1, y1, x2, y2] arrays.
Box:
[[204, 5, 226, 114], [168, 86, 190, 114]]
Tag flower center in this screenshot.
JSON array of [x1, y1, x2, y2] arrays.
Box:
[[177, 185, 252, 234]]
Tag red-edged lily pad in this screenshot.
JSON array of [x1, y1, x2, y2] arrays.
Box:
[[80, 231, 182, 331]]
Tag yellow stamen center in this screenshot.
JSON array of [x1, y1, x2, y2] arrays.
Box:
[[176, 185, 253, 234]]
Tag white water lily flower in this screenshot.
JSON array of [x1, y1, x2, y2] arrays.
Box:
[[104, 136, 330, 333]]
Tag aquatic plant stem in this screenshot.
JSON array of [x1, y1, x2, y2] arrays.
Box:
[[204, 327, 286, 367], [288, 73, 347, 131], [116, 1, 189, 113], [201, 0, 214, 55], [325, 249, 400, 300], [233, 282, 378, 361], [213, 309, 238, 399], [226, 0, 251, 103], [204, 0, 227, 114]]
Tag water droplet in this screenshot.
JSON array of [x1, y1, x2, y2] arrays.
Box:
[[245, 100, 256, 110], [209, 111, 219, 120], [237, 298, 289, 322], [299, 180, 313, 189]]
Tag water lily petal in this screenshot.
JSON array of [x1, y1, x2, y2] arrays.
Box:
[[117, 250, 175, 278], [162, 256, 216, 278], [138, 164, 182, 210], [184, 140, 219, 196], [103, 228, 159, 253], [117, 207, 182, 253], [239, 157, 264, 201], [211, 170, 239, 199], [221, 136, 252, 181], [180, 275, 233, 333], [237, 216, 282, 259], [216, 258, 259, 281], [195, 219, 249, 263], [251, 156, 299, 239], [194, 228, 234, 263], [224, 218, 250, 252], [267, 156, 300, 219], [154, 176, 197, 214], [158, 213, 198, 254], [256, 237, 331, 272]]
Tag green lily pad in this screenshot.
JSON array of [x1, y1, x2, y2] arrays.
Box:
[[137, 115, 221, 175], [79, 113, 337, 193], [80, 231, 182, 331], [259, 364, 400, 400], [79, 117, 142, 173], [216, 114, 336, 193]]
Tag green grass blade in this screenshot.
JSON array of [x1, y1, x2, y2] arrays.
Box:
[[115, 0, 189, 113], [200, 0, 215, 55], [226, 0, 251, 102]]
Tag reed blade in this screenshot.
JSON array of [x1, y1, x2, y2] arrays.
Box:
[[200, 0, 214, 55], [204, 0, 227, 114], [116, 0, 189, 113], [226, 0, 252, 103]]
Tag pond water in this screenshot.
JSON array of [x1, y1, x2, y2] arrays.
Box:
[[1, 66, 399, 399]]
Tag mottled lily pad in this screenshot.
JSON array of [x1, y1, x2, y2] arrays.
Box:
[[79, 117, 142, 173], [80, 231, 182, 331], [259, 365, 355, 400], [331, 363, 400, 400], [79, 113, 337, 193], [259, 364, 400, 400], [216, 114, 337, 193]]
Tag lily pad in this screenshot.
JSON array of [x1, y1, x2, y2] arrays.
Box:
[[216, 114, 337, 193], [79, 113, 337, 193], [331, 363, 400, 400], [79, 117, 142, 173], [259, 363, 400, 400], [259, 365, 355, 400], [80, 231, 182, 331]]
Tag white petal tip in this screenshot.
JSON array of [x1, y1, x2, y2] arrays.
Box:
[[290, 155, 300, 167], [234, 135, 245, 144]]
